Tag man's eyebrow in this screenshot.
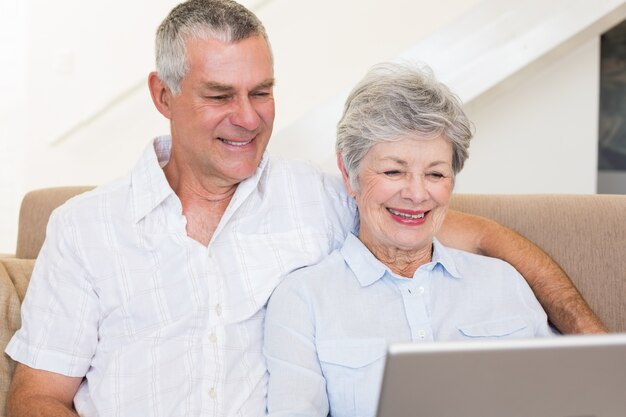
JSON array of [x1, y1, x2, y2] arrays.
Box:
[[254, 78, 275, 90], [201, 78, 275, 92], [202, 82, 235, 93]]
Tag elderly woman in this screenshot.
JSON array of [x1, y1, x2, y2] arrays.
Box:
[[263, 63, 555, 417]]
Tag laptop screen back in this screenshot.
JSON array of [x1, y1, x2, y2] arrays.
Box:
[[376, 334, 626, 417]]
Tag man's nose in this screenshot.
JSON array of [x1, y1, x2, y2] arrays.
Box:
[[230, 96, 261, 131]]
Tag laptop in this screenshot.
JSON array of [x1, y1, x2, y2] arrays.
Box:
[[376, 333, 626, 417]]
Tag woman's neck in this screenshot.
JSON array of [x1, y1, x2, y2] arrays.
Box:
[[361, 236, 433, 278]]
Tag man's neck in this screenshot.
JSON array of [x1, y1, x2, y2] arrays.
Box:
[[163, 158, 239, 246]]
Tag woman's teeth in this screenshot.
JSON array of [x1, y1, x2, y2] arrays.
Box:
[[388, 208, 425, 219]]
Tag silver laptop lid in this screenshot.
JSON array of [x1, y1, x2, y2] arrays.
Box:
[[376, 334, 626, 417]]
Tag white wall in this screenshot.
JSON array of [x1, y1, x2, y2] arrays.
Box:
[[258, 0, 482, 134], [458, 37, 600, 193], [0, 0, 480, 253], [0, 0, 608, 253], [269, 37, 602, 194], [1, 0, 180, 254]]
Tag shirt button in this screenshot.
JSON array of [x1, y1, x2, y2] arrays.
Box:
[[209, 333, 218, 343], [417, 286, 425, 295], [209, 388, 216, 399], [215, 304, 222, 316], [418, 330, 427, 339]]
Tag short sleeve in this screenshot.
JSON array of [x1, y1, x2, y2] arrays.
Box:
[[5, 208, 100, 377]]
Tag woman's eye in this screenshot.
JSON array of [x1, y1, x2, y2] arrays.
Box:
[[427, 172, 445, 179], [383, 170, 401, 176]]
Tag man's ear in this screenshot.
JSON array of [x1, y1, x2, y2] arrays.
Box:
[[148, 71, 173, 119], [336, 153, 356, 197]]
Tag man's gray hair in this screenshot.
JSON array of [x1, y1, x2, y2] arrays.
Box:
[[156, 0, 271, 94], [336, 62, 473, 190]]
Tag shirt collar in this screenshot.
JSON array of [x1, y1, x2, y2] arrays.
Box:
[[341, 233, 388, 287], [341, 234, 462, 287], [129, 135, 270, 224], [431, 237, 462, 279], [130, 136, 176, 223]]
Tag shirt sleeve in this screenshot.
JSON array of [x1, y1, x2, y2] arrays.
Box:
[[264, 274, 329, 417], [5, 207, 100, 377]]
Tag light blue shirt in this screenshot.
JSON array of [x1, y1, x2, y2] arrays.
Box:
[[264, 233, 556, 417]]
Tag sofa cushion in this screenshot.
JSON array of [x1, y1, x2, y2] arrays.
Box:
[[0, 258, 35, 417]]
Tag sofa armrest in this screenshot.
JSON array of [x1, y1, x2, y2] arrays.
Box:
[[0, 258, 35, 417]]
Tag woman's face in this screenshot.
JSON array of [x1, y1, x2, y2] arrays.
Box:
[[345, 135, 454, 258]]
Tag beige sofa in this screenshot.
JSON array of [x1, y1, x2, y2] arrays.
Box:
[[1, 187, 625, 416]]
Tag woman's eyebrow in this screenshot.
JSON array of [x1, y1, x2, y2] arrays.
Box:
[[428, 160, 451, 168], [380, 156, 408, 166]]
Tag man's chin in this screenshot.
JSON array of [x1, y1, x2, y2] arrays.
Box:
[[224, 164, 262, 184]]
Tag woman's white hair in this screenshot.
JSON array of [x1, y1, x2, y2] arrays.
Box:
[[336, 62, 473, 190]]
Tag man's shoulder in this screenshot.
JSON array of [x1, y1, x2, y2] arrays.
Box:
[[266, 157, 348, 202], [267, 157, 335, 180], [51, 177, 132, 224]]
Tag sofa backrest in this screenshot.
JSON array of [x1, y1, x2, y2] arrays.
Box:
[[9, 188, 626, 332], [1, 190, 624, 417], [450, 194, 626, 333], [16, 186, 95, 259]]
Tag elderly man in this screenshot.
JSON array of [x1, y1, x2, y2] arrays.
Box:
[[6, 1, 605, 416]]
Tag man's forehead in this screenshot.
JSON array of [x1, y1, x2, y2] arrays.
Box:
[[182, 35, 274, 89], [184, 34, 271, 58]]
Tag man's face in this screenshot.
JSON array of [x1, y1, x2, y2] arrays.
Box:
[[166, 35, 275, 188]]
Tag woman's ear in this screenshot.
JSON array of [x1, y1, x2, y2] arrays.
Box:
[[336, 153, 356, 197], [148, 71, 173, 120]]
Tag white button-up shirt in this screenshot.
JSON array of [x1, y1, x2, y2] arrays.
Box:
[[7, 136, 356, 417]]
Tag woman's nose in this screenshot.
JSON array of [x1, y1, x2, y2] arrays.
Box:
[[400, 175, 429, 202]]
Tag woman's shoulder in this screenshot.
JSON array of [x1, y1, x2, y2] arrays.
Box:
[[441, 244, 521, 278]]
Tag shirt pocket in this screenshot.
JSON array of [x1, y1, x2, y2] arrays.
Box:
[[457, 316, 532, 339], [317, 338, 387, 417]]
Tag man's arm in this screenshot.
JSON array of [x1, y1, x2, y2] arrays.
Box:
[[7, 363, 82, 417], [437, 209, 608, 334]]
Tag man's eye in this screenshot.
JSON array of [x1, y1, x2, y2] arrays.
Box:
[[206, 95, 229, 101], [252, 91, 271, 98]]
